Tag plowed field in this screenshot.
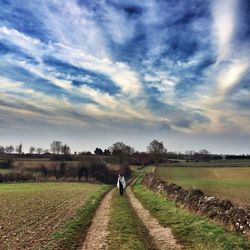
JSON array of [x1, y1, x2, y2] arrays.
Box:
[[0, 182, 103, 249]]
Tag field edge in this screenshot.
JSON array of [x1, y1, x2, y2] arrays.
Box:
[[131, 173, 250, 250], [46, 184, 111, 250]]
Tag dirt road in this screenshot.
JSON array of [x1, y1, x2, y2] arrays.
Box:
[[81, 179, 181, 250], [127, 186, 181, 250], [81, 188, 115, 250]]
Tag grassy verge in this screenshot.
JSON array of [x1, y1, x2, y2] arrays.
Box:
[[132, 174, 250, 250], [47, 184, 111, 250], [108, 189, 153, 250]]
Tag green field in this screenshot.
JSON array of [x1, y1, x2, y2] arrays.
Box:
[[0, 182, 109, 250], [0, 169, 12, 174], [155, 166, 250, 206], [167, 159, 250, 167], [132, 173, 250, 249]]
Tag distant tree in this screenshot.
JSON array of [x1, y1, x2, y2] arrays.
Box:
[[198, 149, 211, 161], [86, 151, 92, 156], [5, 145, 14, 154], [199, 149, 210, 155], [103, 149, 111, 156], [36, 148, 43, 154], [50, 141, 62, 154], [0, 145, 5, 154], [61, 144, 71, 155], [15, 143, 23, 154], [94, 147, 103, 155], [109, 142, 134, 156], [147, 139, 166, 154], [29, 146, 36, 154], [184, 150, 195, 161], [147, 139, 166, 166]]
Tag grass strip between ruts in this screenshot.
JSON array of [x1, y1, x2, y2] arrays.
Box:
[[46, 184, 111, 250], [132, 174, 250, 250], [108, 188, 154, 250]]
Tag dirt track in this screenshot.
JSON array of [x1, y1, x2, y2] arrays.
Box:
[[127, 186, 181, 250], [81, 178, 181, 250], [81, 188, 115, 250]]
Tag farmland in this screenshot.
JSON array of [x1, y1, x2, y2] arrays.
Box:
[[0, 169, 12, 174], [155, 166, 250, 206], [166, 159, 250, 167], [0, 182, 108, 250]]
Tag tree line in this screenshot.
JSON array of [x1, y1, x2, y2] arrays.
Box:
[[1, 140, 248, 160], [0, 140, 165, 156]]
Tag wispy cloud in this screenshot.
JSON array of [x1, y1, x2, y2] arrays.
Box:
[[211, 0, 238, 61], [0, 0, 250, 152]]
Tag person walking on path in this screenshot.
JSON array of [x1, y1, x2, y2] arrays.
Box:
[[117, 173, 126, 196]]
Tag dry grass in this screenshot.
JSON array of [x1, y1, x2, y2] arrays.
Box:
[[0, 182, 104, 249], [12, 160, 81, 171]]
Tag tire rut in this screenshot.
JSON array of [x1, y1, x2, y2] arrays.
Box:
[[81, 188, 115, 250], [127, 185, 182, 250]]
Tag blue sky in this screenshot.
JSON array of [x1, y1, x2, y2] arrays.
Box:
[[0, 0, 250, 154]]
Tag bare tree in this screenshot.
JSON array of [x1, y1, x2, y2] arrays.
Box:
[[5, 145, 14, 154], [61, 144, 71, 155], [0, 145, 5, 154], [50, 141, 62, 154], [147, 139, 166, 166], [36, 148, 43, 154], [29, 146, 36, 154], [199, 149, 210, 155], [15, 143, 23, 154], [147, 139, 166, 154], [198, 149, 211, 161], [109, 142, 134, 156]]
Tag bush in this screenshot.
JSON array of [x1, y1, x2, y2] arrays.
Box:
[[0, 172, 35, 183]]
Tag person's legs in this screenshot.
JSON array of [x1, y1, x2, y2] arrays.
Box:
[[119, 182, 124, 196]]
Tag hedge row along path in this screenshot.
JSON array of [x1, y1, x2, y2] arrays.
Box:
[[80, 177, 181, 250]]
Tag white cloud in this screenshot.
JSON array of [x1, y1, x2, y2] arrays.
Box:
[[49, 43, 143, 97], [211, 0, 238, 61], [0, 25, 143, 97], [79, 85, 118, 108], [217, 59, 249, 95]]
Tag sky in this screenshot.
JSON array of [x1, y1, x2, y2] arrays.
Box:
[[0, 0, 249, 154]]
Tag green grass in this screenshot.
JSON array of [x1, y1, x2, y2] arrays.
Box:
[[167, 159, 250, 167], [108, 190, 152, 250], [47, 184, 111, 250], [155, 167, 250, 206], [132, 175, 250, 250], [0, 168, 12, 174]]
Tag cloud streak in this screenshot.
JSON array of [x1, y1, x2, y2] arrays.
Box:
[[0, 0, 250, 152]]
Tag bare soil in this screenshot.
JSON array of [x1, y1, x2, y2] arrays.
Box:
[[0, 182, 101, 250]]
